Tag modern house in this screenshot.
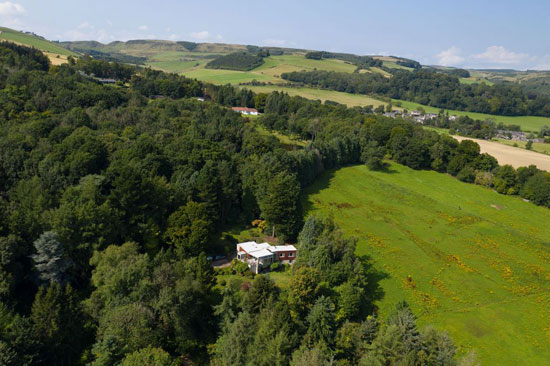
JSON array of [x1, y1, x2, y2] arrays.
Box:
[[236, 241, 297, 273], [231, 107, 259, 115]]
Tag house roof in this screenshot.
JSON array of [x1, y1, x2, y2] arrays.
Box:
[[270, 245, 297, 252], [237, 241, 271, 254], [250, 248, 275, 258]]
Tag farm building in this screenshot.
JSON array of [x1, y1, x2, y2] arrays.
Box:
[[236, 241, 297, 273], [231, 107, 259, 115]]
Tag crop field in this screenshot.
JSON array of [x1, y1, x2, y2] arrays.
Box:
[[0, 27, 77, 56], [244, 85, 388, 108], [452, 135, 550, 171], [303, 163, 550, 365], [393, 99, 550, 132]]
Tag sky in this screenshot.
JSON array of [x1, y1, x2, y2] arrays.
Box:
[[1, 0, 549, 70]]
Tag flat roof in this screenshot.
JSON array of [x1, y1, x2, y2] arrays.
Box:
[[271, 245, 297, 252]]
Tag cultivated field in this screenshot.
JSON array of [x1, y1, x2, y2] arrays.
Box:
[[452, 136, 550, 171], [245, 85, 388, 108], [303, 163, 550, 365]]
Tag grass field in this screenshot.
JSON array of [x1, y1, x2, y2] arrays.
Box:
[[303, 163, 550, 365], [0, 27, 76, 56], [393, 99, 550, 132], [244, 85, 388, 108]]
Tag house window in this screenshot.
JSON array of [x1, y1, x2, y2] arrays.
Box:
[[279, 253, 285, 258], [289, 252, 295, 257]]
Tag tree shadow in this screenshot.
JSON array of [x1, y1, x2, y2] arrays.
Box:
[[301, 169, 337, 215], [359, 254, 389, 314]]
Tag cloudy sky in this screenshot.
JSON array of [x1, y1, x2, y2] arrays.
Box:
[[1, 0, 549, 70]]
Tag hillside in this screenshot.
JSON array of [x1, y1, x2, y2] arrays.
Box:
[[0, 26, 77, 63], [303, 163, 550, 365]]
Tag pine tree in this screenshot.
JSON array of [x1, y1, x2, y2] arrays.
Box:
[[31, 231, 72, 285]]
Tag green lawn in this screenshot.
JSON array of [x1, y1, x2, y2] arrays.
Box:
[[393, 99, 550, 132], [303, 163, 550, 365], [492, 138, 550, 155], [0, 27, 77, 56]]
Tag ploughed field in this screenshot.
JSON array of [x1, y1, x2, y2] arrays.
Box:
[[302, 163, 550, 365]]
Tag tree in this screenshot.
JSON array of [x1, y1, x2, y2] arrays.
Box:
[[120, 346, 178, 366], [32, 231, 72, 285], [258, 171, 301, 240], [288, 267, 321, 314], [305, 296, 335, 347], [212, 312, 254, 366], [521, 172, 550, 207], [361, 140, 386, 170], [164, 201, 213, 258], [526, 140, 533, 150], [30, 282, 89, 365], [493, 165, 519, 195], [244, 275, 277, 314]]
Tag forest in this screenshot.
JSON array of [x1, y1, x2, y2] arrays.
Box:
[[281, 69, 550, 117], [206, 52, 266, 71], [1, 42, 550, 365]]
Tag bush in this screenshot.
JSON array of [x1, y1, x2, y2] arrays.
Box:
[[475, 171, 493, 187], [457, 166, 476, 183], [270, 262, 281, 271]]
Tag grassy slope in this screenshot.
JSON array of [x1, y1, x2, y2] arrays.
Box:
[[303, 163, 550, 365], [0, 27, 76, 56]]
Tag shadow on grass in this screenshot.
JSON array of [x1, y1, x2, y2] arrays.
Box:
[[359, 254, 389, 314], [301, 169, 337, 215]]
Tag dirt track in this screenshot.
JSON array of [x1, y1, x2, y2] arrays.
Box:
[[453, 136, 550, 171]]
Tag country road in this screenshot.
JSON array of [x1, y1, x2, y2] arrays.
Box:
[[453, 135, 550, 171]]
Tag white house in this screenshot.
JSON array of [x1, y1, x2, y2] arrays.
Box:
[[236, 241, 297, 274]]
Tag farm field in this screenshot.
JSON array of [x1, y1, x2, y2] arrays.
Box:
[[0, 26, 77, 57], [303, 163, 550, 365], [393, 99, 550, 132], [452, 135, 550, 171], [244, 85, 388, 108]]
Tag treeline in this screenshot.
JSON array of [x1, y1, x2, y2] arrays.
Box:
[[70, 55, 137, 81], [256, 91, 550, 208], [206, 52, 266, 71], [281, 69, 550, 117], [425, 113, 520, 140], [70, 49, 147, 65]]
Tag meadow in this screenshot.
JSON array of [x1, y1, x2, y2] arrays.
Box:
[[303, 163, 550, 365]]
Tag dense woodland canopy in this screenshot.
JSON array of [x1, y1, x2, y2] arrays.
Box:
[[206, 52, 266, 71], [281, 69, 550, 117], [0, 42, 549, 365]]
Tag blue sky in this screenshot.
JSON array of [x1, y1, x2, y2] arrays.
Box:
[[1, 0, 549, 69]]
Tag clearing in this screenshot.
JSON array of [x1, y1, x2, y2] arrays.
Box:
[[303, 163, 550, 365]]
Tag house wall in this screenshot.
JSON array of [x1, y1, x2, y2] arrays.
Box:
[[275, 250, 297, 263]]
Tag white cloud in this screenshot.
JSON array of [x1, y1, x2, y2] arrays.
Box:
[[168, 34, 179, 41], [138, 25, 149, 31], [472, 45, 528, 65], [189, 30, 209, 40], [216, 34, 223, 41], [262, 38, 287, 46], [0, 1, 24, 16], [436, 46, 464, 66]]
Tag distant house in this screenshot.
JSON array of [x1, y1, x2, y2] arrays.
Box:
[[232, 107, 259, 115], [236, 241, 297, 273], [195, 97, 205, 102]]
